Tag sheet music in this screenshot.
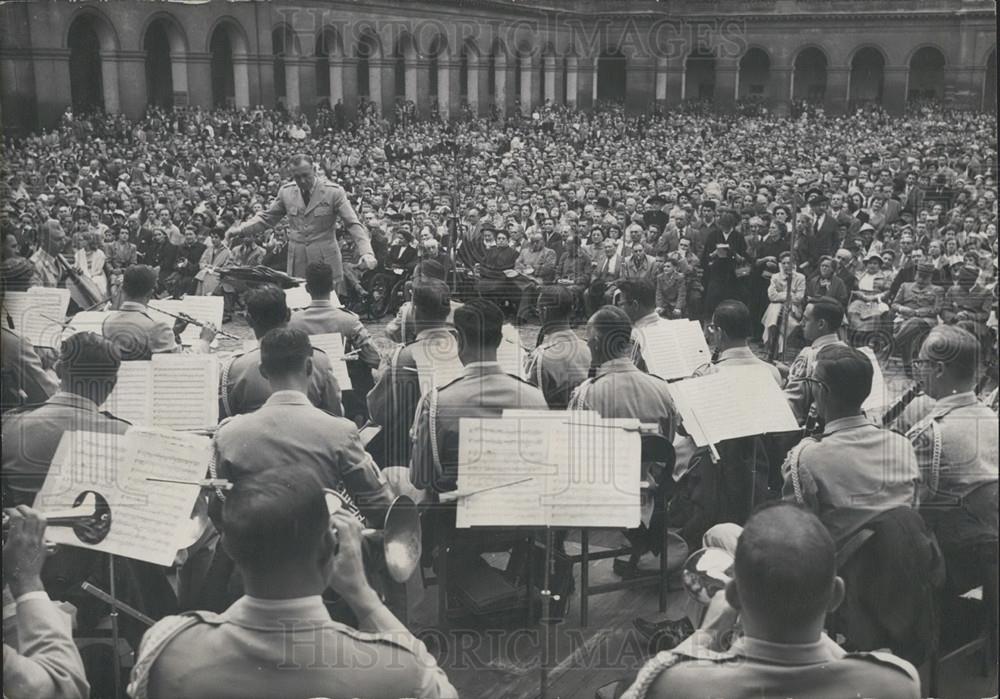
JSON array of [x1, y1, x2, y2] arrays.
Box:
[[2, 288, 71, 347], [34, 428, 211, 566], [456, 417, 557, 528], [411, 333, 465, 393], [497, 324, 527, 380], [284, 286, 340, 310], [150, 354, 219, 430], [860, 347, 889, 412], [309, 333, 353, 390], [635, 319, 710, 380], [149, 296, 223, 345], [101, 361, 153, 425], [456, 413, 642, 528], [668, 366, 799, 447]]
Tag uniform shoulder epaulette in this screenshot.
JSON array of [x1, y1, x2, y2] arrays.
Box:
[[336, 305, 359, 317], [843, 650, 920, 683], [3, 400, 46, 416], [279, 181, 297, 190], [328, 617, 426, 655], [505, 372, 534, 386], [435, 374, 466, 392]]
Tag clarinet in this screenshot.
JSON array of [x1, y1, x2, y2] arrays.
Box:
[[881, 382, 923, 428]]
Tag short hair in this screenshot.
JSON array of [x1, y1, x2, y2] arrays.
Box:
[[260, 327, 312, 378], [245, 284, 290, 333], [712, 300, 753, 340], [617, 279, 656, 310], [815, 344, 873, 407], [287, 154, 312, 168], [537, 284, 574, 321], [734, 501, 836, 625], [920, 325, 980, 381], [59, 332, 121, 383], [453, 298, 503, 351], [411, 280, 451, 322], [221, 465, 328, 574], [121, 265, 158, 298], [808, 296, 845, 330], [304, 262, 334, 297], [589, 306, 634, 359]]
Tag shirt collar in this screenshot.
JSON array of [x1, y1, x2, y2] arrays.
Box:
[[415, 326, 455, 342], [812, 333, 841, 349], [934, 391, 979, 410], [596, 357, 637, 378], [718, 346, 755, 361], [463, 361, 503, 377], [730, 633, 844, 666], [306, 298, 332, 308], [635, 312, 660, 328], [823, 413, 873, 435], [224, 594, 329, 629], [49, 391, 100, 412], [263, 390, 311, 407], [119, 301, 147, 312]]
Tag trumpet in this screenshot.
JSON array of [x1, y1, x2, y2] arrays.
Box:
[[147, 306, 242, 341], [2, 490, 113, 546], [324, 490, 422, 583]]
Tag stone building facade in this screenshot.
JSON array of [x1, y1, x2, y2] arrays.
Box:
[[1, 0, 995, 133]]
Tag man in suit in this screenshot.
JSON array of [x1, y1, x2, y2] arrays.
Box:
[[588, 238, 624, 314], [800, 189, 840, 272], [891, 259, 944, 377], [220, 284, 342, 418], [700, 209, 748, 318], [129, 466, 457, 699], [512, 232, 556, 323], [227, 154, 376, 291]]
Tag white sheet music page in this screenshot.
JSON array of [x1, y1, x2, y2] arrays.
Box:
[[669, 366, 799, 447], [544, 414, 642, 528], [497, 324, 527, 380], [308, 333, 353, 390], [283, 286, 337, 310], [635, 319, 710, 380], [150, 354, 219, 429], [34, 429, 210, 566], [149, 296, 223, 345], [100, 361, 153, 425], [456, 416, 557, 528], [411, 332, 465, 394], [2, 287, 71, 347]]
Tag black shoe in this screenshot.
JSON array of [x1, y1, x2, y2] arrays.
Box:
[[633, 616, 695, 651]]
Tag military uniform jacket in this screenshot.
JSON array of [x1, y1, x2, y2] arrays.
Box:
[[1, 392, 130, 506], [288, 299, 380, 367], [214, 390, 391, 519], [101, 302, 177, 360], [219, 346, 342, 418], [568, 357, 678, 442], [129, 595, 457, 699], [941, 284, 992, 323], [1, 326, 58, 411], [410, 362, 547, 493], [783, 333, 847, 424], [906, 391, 999, 507], [367, 327, 455, 469], [782, 415, 920, 547], [622, 632, 919, 699], [524, 328, 591, 409], [230, 178, 372, 280]]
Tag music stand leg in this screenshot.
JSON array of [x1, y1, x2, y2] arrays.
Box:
[[580, 528, 590, 627], [540, 527, 557, 699], [108, 555, 123, 699]]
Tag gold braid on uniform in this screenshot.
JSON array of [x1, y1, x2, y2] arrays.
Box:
[[568, 379, 591, 411], [219, 353, 237, 418], [428, 384, 443, 477], [207, 429, 226, 502], [784, 439, 814, 504], [619, 651, 684, 699], [906, 414, 943, 497]]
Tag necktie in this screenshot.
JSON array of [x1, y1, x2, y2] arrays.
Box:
[[301, 188, 310, 208]]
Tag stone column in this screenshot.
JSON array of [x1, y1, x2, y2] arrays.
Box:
[[882, 65, 907, 115], [438, 58, 454, 117], [627, 55, 656, 112], [24, 47, 70, 129], [99, 51, 121, 114], [519, 56, 533, 114], [113, 51, 146, 119], [544, 54, 556, 103], [825, 66, 849, 114], [565, 56, 578, 107], [770, 65, 792, 116], [233, 55, 251, 108], [329, 56, 344, 106], [494, 55, 507, 114], [714, 56, 738, 110], [466, 54, 480, 114], [655, 57, 667, 104]]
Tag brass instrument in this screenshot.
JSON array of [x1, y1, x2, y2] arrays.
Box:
[[681, 547, 735, 606], [2, 490, 112, 546], [324, 490, 422, 583]]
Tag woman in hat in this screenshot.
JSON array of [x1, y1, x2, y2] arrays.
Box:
[[73, 231, 109, 299], [761, 251, 806, 355], [847, 252, 892, 342]]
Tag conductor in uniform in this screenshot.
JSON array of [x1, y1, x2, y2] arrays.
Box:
[[227, 154, 376, 291]]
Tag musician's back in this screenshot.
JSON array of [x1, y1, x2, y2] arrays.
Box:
[[136, 600, 455, 699], [101, 301, 176, 360], [220, 346, 343, 418]]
